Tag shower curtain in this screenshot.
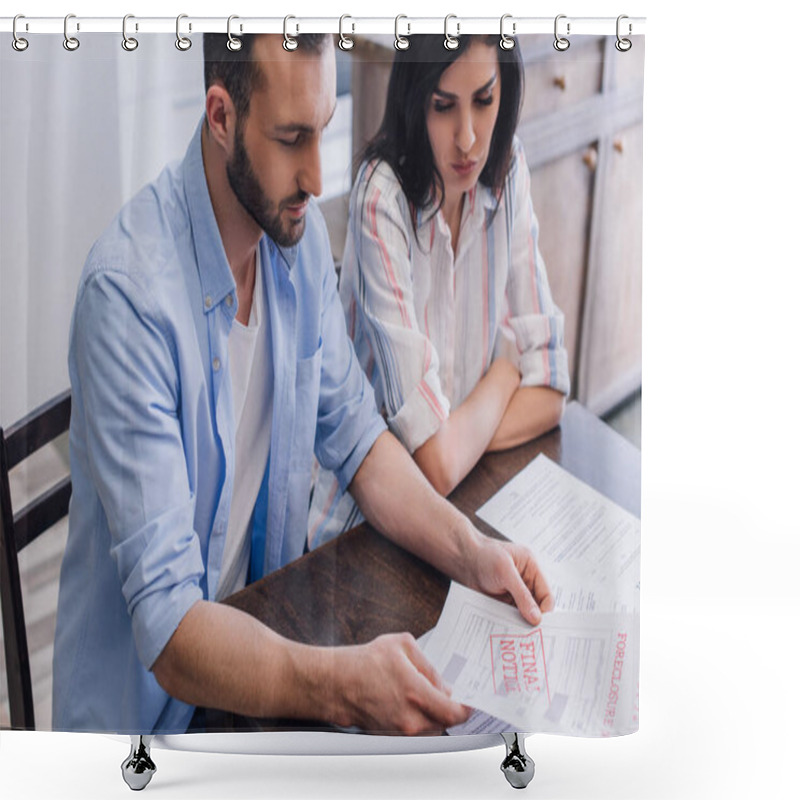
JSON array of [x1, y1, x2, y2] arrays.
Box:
[[1, 17, 643, 748]]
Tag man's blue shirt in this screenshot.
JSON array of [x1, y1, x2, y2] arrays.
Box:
[[52, 120, 386, 734]]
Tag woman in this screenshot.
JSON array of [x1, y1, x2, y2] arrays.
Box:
[[309, 35, 569, 547]]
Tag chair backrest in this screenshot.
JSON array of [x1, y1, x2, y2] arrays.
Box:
[[0, 390, 71, 730]]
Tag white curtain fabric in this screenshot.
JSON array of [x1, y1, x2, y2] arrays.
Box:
[[0, 35, 205, 426]]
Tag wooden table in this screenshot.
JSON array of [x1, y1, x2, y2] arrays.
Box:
[[206, 402, 640, 731]]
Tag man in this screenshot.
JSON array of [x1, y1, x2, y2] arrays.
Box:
[[53, 33, 553, 736]]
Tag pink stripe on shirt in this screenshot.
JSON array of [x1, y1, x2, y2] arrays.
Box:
[[418, 379, 447, 421], [527, 223, 542, 315], [369, 188, 412, 329]]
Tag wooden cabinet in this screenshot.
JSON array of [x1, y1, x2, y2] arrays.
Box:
[[346, 35, 644, 416], [579, 120, 643, 411], [518, 36, 644, 414], [528, 148, 593, 390]]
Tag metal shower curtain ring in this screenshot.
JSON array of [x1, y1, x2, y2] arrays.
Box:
[[616, 15, 633, 51], [121, 14, 138, 51], [226, 15, 242, 51], [339, 15, 355, 50], [283, 15, 299, 51], [394, 15, 410, 51], [500, 14, 516, 50], [175, 14, 192, 51], [63, 14, 80, 51], [444, 14, 460, 51], [554, 14, 571, 51], [12, 14, 29, 51]]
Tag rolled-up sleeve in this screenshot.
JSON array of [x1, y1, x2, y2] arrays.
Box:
[[503, 143, 570, 396], [348, 163, 451, 454], [71, 269, 204, 670], [311, 210, 387, 491]]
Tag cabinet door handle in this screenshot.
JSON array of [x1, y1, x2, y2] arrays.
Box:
[[582, 146, 598, 172], [613, 139, 624, 154], [553, 75, 567, 91]]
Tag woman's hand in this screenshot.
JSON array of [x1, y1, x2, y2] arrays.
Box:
[[412, 357, 521, 496], [488, 356, 522, 393]]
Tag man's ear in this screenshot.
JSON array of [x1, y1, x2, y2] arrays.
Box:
[[205, 84, 236, 154]]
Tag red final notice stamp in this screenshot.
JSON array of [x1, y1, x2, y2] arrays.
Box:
[[489, 630, 550, 702]]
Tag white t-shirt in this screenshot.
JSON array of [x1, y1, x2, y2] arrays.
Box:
[[216, 250, 272, 600]]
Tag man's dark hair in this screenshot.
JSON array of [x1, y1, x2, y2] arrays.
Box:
[[203, 33, 330, 120], [362, 35, 523, 233]]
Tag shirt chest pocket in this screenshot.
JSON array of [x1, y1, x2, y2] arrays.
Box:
[[289, 337, 322, 471]]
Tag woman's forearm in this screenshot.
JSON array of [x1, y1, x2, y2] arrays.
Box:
[[412, 358, 520, 495], [487, 386, 565, 452]]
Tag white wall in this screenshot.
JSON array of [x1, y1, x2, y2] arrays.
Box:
[[0, 35, 205, 427]]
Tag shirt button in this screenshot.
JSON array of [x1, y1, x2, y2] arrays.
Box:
[[212, 357, 221, 372], [205, 295, 212, 309], [225, 294, 233, 307], [268, 242, 275, 254]]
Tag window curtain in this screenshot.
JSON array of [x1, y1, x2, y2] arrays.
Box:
[[1, 35, 204, 425]]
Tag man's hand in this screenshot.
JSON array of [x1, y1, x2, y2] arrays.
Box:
[[351, 431, 554, 628], [332, 633, 471, 735], [152, 602, 468, 734], [461, 536, 554, 626]]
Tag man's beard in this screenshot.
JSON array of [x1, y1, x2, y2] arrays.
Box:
[[226, 124, 308, 248]]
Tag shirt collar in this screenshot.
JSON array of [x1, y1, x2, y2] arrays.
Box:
[[420, 180, 499, 221], [182, 118, 237, 313], [422, 182, 499, 241]]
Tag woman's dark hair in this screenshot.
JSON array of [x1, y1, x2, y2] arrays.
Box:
[[362, 35, 523, 226]]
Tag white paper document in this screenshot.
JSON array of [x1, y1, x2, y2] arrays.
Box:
[[421, 583, 639, 736], [476, 455, 640, 615]]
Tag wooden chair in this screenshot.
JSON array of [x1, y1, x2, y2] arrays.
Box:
[[0, 393, 158, 788], [0, 390, 71, 729]]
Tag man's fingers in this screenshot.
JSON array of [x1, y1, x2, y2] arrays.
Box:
[[537, 582, 555, 613], [508, 544, 554, 619], [477, 540, 554, 623], [528, 563, 554, 614], [410, 671, 471, 729], [403, 637, 447, 691], [402, 641, 470, 728], [510, 575, 543, 626]]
